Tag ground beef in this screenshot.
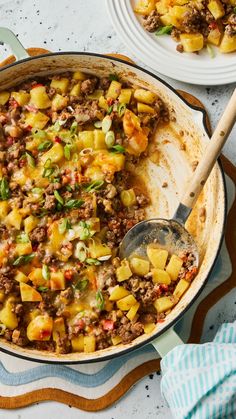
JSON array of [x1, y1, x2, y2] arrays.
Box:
[[39, 292, 57, 316], [96, 330, 111, 350], [125, 277, 159, 306], [225, 13, 236, 36], [60, 287, 74, 303], [81, 78, 97, 95], [118, 322, 144, 344], [139, 312, 157, 324], [12, 328, 29, 347], [105, 184, 117, 199], [44, 194, 56, 210], [136, 193, 149, 207], [75, 100, 100, 124], [56, 335, 71, 354], [97, 264, 116, 289], [143, 10, 161, 32], [0, 274, 14, 294], [29, 226, 47, 243], [45, 182, 61, 194], [99, 77, 110, 90], [14, 303, 24, 316]]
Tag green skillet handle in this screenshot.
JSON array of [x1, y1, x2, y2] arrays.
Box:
[[151, 327, 184, 358], [0, 27, 29, 61]]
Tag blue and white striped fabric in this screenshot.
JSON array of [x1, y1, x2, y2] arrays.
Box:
[[161, 322, 236, 419]]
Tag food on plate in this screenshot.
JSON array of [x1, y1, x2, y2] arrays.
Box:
[[0, 71, 197, 354], [134, 0, 236, 54]]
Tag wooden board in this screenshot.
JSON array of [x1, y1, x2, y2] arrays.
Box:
[[0, 50, 235, 411]]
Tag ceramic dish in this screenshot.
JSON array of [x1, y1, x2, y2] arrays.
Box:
[[0, 28, 226, 363], [106, 0, 236, 85]]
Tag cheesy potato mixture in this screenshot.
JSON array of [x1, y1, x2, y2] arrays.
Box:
[[0, 71, 196, 354]]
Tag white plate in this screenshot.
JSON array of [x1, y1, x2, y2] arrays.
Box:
[[106, 0, 236, 85]]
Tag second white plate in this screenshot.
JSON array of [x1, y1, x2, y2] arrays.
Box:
[[106, 0, 236, 85]]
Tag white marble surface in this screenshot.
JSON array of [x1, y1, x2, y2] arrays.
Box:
[[0, 1, 235, 418]]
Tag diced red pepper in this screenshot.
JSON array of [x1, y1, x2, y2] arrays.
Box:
[[107, 97, 114, 106], [50, 265, 58, 273], [19, 159, 26, 167], [54, 136, 62, 143], [103, 320, 114, 331], [209, 21, 218, 30], [160, 284, 169, 292], [40, 330, 51, 339], [158, 319, 165, 323], [32, 83, 44, 89], [24, 125, 32, 132], [64, 269, 74, 281], [6, 136, 14, 146], [185, 266, 198, 282]]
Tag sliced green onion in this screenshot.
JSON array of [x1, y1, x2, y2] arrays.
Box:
[[96, 289, 105, 310], [74, 242, 87, 262], [73, 278, 89, 292], [105, 130, 115, 148], [38, 286, 49, 292], [25, 151, 35, 168], [110, 144, 125, 153], [79, 221, 91, 240], [0, 177, 10, 201], [16, 232, 29, 243], [109, 74, 119, 81], [70, 121, 78, 134], [64, 199, 84, 209], [86, 258, 101, 266], [42, 264, 50, 280], [38, 140, 52, 151], [44, 158, 52, 169], [64, 144, 72, 160], [107, 105, 113, 115], [59, 217, 71, 234], [85, 180, 104, 193], [207, 44, 215, 59], [117, 103, 126, 117], [94, 121, 103, 128], [102, 115, 112, 133], [13, 253, 35, 266], [43, 167, 55, 178], [54, 190, 64, 205], [155, 25, 173, 36]]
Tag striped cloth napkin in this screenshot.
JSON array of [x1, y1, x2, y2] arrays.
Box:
[[161, 322, 236, 418]]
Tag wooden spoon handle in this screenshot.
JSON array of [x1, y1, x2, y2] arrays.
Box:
[[181, 88, 236, 209]]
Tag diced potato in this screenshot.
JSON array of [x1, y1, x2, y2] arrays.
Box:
[[24, 111, 49, 129], [53, 317, 66, 342], [126, 302, 140, 321], [144, 323, 156, 334], [129, 257, 150, 276], [50, 77, 69, 93], [84, 166, 105, 182], [88, 240, 112, 259], [11, 91, 30, 106], [40, 142, 64, 164], [84, 335, 96, 353], [20, 282, 42, 302], [48, 222, 65, 253], [151, 268, 171, 285], [71, 334, 84, 352], [156, 0, 170, 15], [118, 89, 133, 104], [5, 208, 22, 230], [30, 86, 51, 109], [87, 89, 104, 100], [117, 294, 138, 311], [109, 286, 130, 301], [79, 131, 94, 149], [15, 270, 29, 283], [28, 268, 46, 286], [120, 189, 136, 207], [180, 33, 204, 52], [94, 130, 106, 150], [98, 95, 109, 111], [134, 89, 156, 105], [0, 91, 10, 105], [207, 0, 225, 19], [106, 80, 122, 99], [24, 215, 38, 234], [134, 0, 156, 15], [70, 82, 81, 96], [111, 335, 122, 345], [27, 315, 53, 341], [173, 278, 189, 299], [169, 5, 188, 28], [147, 246, 168, 269], [219, 33, 236, 53], [207, 26, 223, 46], [50, 271, 65, 291], [160, 13, 173, 26], [154, 296, 175, 313], [0, 201, 9, 220], [73, 71, 87, 81], [51, 93, 69, 111], [0, 299, 18, 330], [166, 254, 183, 281], [94, 150, 125, 173], [26, 136, 42, 151], [137, 103, 155, 114], [15, 242, 32, 256], [116, 259, 133, 282]]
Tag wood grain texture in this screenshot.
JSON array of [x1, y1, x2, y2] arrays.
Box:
[[0, 50, 235, 411]]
